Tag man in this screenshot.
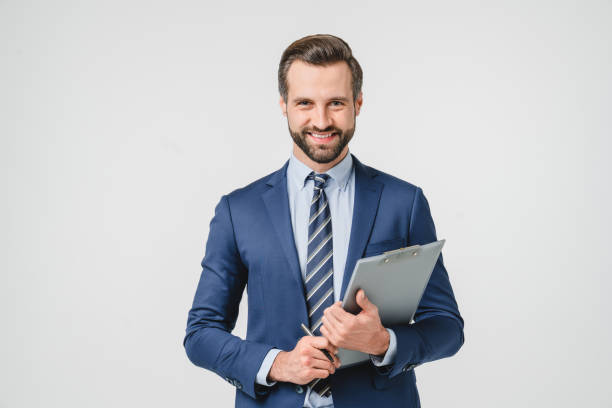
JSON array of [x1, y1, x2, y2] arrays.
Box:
[[184, 34, 464, 407]]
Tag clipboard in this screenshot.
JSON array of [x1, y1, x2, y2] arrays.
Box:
[[336, 239, 445, 368]]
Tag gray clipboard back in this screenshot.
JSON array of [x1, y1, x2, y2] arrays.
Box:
[[336, 239, 445, 368]]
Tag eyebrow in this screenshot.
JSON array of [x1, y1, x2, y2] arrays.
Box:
[[292, 96, 350, 103]]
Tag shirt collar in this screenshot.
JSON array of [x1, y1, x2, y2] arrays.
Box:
[[287, 149, 353, 192]]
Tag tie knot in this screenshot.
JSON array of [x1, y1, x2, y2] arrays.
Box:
[[307, 172, 331, 190]]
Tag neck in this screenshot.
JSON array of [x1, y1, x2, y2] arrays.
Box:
[[292, 144, 349, 173]]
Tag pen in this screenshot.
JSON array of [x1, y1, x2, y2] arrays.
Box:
[[300, 323, 335, 363]]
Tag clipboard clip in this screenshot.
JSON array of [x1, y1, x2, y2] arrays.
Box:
[[383, 245, 420, 258]]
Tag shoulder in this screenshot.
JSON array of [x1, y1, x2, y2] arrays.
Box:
[[222, 161, 287, 203], [357, 159, 435, 224], [356, 157, 422, 198]]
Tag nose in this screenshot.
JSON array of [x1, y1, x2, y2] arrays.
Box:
[[312, 105, 332, 130]]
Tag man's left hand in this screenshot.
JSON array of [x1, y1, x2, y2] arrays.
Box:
[[320, 289, 390, 356]]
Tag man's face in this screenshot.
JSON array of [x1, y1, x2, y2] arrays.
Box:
[[280, 60, 363, 164]]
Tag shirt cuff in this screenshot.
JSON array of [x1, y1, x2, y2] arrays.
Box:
[[255, 348, 282, 386], [369, 328, 397, 367]]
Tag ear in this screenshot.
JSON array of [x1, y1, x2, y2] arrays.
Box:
[[354, 91, 363, 116], [279, 96, 287, 117]]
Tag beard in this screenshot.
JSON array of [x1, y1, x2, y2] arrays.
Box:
[[289, 122, 355, 164]]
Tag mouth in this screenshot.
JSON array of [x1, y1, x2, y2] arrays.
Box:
[[307, 131, 338, 144]]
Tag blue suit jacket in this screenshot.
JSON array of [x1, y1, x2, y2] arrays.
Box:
[[184, 154, 464, 407]]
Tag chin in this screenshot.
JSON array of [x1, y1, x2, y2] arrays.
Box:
[[307, 147, 342, 164]]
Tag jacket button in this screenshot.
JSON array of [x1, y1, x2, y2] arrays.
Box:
[[295, 385, 304, 394], [236, 381, 242, 390]]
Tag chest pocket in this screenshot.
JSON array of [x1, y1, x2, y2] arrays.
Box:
[[363, 237, 407, 257]]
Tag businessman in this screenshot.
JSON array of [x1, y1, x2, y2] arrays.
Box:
[[184, 34, 464, 407]]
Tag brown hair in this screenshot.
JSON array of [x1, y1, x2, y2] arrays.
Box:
[[278, 34, 363, 103]]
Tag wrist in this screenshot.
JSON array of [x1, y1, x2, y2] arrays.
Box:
[[372, 328, 390, 356], [268, 351, 287, 382]]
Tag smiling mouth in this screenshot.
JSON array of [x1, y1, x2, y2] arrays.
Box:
[[307, 131, 338, 141]]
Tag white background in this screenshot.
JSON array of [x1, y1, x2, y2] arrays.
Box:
[[2, 1, 611, 407]]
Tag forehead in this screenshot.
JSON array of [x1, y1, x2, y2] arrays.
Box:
[[286, 60, 352, 99]]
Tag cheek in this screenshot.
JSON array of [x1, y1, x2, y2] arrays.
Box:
[[335, 111, 355, 128], [288, 110, 310, 129]]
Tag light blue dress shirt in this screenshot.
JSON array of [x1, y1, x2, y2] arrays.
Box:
[[255, 150, 397, 407]]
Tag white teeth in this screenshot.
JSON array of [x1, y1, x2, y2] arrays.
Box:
[[310, 132, 334, 139]]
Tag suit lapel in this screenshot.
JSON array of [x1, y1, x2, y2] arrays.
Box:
[[340, 154, 384, 300], [261, 160, 307, 303]]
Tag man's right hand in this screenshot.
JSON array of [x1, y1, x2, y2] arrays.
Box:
[[268, 336, 341, 384]]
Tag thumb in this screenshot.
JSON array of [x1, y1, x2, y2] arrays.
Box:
[[356, 289, 376, 313]]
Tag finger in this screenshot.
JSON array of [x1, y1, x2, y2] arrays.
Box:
[[327, 302, 354, 323], [308, 345, 335, 362], [315, 344, 339, 365], [321, 336, 338, 355], [321, 318, 340, 344], [309, 353, 335, 372], [300, 346, 333, 370], [355, 289, 377, 313], [323, 307, 343, 329], [308, 335, 332, 350], [312, 328, 341, 368], [319, 325, 339, 350], [321, 313, 347, 344], [322, 343, 342, 368], [306, 335, 338, 358], [301, 349, 335, 373], [309, 368, 332, 379]]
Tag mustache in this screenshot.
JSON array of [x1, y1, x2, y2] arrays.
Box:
[[301, 126, 342, 135]]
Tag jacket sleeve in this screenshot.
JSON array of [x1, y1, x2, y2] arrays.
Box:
[[183, 195, 275, 399], [383, 187, 465, 379]]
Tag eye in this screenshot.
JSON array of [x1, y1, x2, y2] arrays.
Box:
[[330, 100, 345, 106], [297, 100, 311, 106]]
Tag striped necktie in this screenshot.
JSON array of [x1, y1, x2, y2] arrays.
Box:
[[304, 172, 334, 398]]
